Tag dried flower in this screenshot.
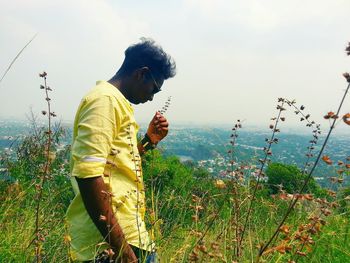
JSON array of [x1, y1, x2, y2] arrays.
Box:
[[39, 71, 47, 78], [296, 251, 307, 257], [215, 179, 226, 189], [197, 244, 207, 253], [324, 111, 335, 119], [346, 42, 350, 55], [327, 190, 336, 197], [321, 208, 331, 216], [321, 155, 333, 165], [63, 234, 71, 243], [276, 105, 286, 111], [211, 242, 219, 250], [342, 113, 350, 125], [279, 225, 290, 235], [189, 251, 199, 261], [191, 215, 199, 222]]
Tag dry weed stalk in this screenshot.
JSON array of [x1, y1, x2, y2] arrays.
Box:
[[31, 71, 56, 262], [159, 96, 172, 115], [257, 45, 350, 259], [149, 96, 172, 247], [227, 121, 244, 258]]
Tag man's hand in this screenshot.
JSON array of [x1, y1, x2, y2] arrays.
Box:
[[116, 246, 138, 263], [147, 111, 169, 144]]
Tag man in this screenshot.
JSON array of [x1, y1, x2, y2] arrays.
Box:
[[66, 38, 176, 262]]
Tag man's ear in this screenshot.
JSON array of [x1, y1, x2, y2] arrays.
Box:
[[135, 67, 149, 82]]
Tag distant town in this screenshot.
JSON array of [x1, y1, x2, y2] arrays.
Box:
[[1, 119, 349, 188]]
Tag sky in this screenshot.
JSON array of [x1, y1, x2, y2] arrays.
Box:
[[1, 0, 350, 131]]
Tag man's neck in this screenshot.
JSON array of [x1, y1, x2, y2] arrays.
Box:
[[108, 78, 127, 97]]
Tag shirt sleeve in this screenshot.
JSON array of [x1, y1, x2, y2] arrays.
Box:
[[71, 94, 119, 178]]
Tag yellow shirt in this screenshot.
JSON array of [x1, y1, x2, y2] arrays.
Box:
[[66, 81, 153, 261]]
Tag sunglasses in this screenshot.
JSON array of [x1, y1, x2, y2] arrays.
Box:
[[148, 70, 161, 94]]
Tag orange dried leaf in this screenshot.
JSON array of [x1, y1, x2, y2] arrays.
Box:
[[279, 225, 290, 235], [275, 243, 292, 254], [304, 194, 314, 201], [322, 155, 333, 165]]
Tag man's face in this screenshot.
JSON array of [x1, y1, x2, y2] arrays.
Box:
[[129, 69, 164, 104]]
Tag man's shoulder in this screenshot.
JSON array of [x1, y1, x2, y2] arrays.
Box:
[[82, 80, 127, 104], [82, 81, 113, 99]]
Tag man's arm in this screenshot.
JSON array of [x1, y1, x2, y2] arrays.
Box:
[[71, 95, 137, 262], [76, 176, 137, 262]]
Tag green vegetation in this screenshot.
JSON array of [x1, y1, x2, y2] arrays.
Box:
[[266, 162, 322, 195], [1, 124, 349, 262]]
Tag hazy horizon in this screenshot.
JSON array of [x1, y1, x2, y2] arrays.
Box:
[[1, 116, 349, 136]]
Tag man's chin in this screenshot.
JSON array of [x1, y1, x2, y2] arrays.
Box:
[[129, 98, 140, 105], [131, 98, 148, 104]]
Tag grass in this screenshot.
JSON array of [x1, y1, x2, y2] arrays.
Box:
[[0, 154, 349, 262]]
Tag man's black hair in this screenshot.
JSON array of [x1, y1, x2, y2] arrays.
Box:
[[117, 38, 176, 80]]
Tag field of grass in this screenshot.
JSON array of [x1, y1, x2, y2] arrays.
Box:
[[0, 125, 349, 262]]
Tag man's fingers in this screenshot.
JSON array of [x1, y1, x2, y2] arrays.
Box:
[[159, 121, 169, 127], [154, 115, 166, 122], [156, 126, 169, 133], [156, 122, 169, 129], [153, 117, 168, 126]]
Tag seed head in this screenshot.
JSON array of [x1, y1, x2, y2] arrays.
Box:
[[343, 113, 350, 125], [324, 111, 335, 120], [346, 42, 350, 55], [39, 71, 47, 78]]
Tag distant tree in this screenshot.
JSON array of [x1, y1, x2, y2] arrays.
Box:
[[266, 162, 320, 195], [142, 150, 196, 194]]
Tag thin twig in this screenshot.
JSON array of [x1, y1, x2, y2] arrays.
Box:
[[0, 33, 37, 85]]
